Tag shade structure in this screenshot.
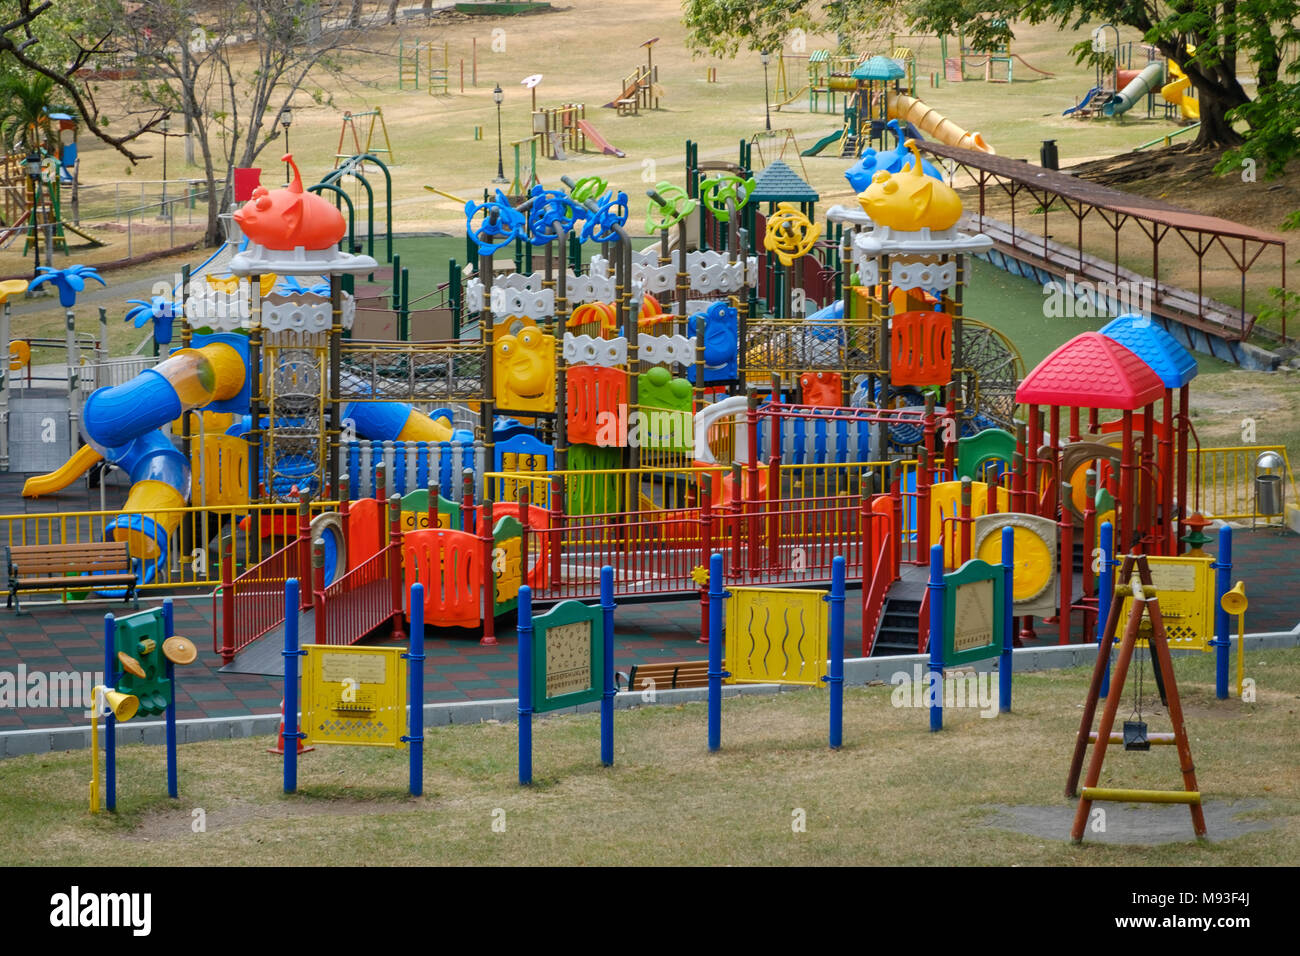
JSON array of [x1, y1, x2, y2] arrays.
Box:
[[1099, 313, 1198, 389], [852, 55, 906, 81], [1015, 332, 1164, 410]]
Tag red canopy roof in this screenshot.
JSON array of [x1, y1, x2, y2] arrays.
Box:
[[1015, 332, 1164, 410]]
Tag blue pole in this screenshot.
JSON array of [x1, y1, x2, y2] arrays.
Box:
[[928, 544, 945, 732], [283, 578, 300, 794], [600, 566, 615, 767], [163, 599, 178, 798], [1212, 525, 1233, 700], [999, 526, 1013, 714], [103, 613, 116, 812], [1097, 522, 1114, 699], [517, 584, 533, 785], [406, 583, 425, 796], [707, 552, 725, 751], [826, 555, 846, 748]]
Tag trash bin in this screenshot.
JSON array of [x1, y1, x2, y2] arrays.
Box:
[[1040, 140, 1059, 170], [1255, 473, 1283, 516]]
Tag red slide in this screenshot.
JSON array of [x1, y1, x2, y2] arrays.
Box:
[[577, 120, 626, 158]]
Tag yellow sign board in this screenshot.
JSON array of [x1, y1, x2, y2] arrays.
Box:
[[1115, 555, 1214, 651], [725, 587, 828, 686], [301, 645, 408, 748]]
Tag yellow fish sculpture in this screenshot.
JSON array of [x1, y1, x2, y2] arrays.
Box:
[[857, 141, 962, 232]]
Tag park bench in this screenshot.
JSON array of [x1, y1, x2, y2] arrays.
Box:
[[615, 97, 639, 117], [617, 659, 710, 694], [6, 541, 138, 614]]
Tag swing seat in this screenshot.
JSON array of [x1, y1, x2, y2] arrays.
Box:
[[1123, 720, 1150, 751]]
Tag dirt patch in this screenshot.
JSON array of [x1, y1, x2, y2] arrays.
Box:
[[123, 794, 424, 843], [982, 799, 1279, 845]]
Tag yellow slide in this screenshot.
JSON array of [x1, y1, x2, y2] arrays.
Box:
[[1161, 61, 1199, 120], [21, 445, 103, 498], [887, 93, 995, 154]]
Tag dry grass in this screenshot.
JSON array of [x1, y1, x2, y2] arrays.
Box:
[[2, 649, 1296, 866]]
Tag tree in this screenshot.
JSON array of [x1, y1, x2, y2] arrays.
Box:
[[0, 73, 73, 155], [904, 0, 1300, 151], [682, 0, 897, 58], [98, 0, 368, 247], [0, 0, 162, 162]]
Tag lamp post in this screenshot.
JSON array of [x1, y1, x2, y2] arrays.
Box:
[[492, 83, 507, 184], [159, 115, 170, 219], [760, 51, 772, 132], [25, 152, 41, 281], [281, 108, 293, 183]]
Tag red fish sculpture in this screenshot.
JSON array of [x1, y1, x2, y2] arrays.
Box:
[[233, 154, 346, 251]]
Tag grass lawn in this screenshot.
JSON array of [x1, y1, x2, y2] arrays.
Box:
[[2, 649, 1296, 866]]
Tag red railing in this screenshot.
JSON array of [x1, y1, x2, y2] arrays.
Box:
[[860, 502, 896, 656], [312, 543, 402, 646], [216, 537, 305, 663]]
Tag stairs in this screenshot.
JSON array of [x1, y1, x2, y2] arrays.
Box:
[[870, 580, 926, 656]]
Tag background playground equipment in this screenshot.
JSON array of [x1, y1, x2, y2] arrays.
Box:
[[1067, 549, 1207, 844], [90, 599, 197, 813], [924, 529, 1013, 732], [516, 568, 615, 785], [603, 38, 661, 114], [941, 22, 1056, 84], [1161, 58, 1200, 121], [531, 104, 625, 161], [334, 109, 396, 167], [706, 553, 847, 751], [279, 577, 425, 797]]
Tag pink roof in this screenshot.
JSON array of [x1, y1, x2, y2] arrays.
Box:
[[1015, 332, 1164, 410]]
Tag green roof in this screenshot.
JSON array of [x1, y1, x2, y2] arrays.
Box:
[[852, 55, 906, 80], [751, 160, 820, 203]]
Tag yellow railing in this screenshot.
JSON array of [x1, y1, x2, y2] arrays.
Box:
[[1194, 444, 1297, 522], [1, 501, 341, 595]]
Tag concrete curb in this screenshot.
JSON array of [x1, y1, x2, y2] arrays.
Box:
[[4, 629, 1297, 758]]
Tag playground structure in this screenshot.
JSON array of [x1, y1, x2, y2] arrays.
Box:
[[0, 124, 1289, 688], [531, 104, 625, 161], [1062, 39, 1194, 122], [335, 109, 397, 168], [603, 39, 661, 114]]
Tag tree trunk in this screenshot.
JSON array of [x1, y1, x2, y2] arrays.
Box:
[[349, 0, 363, 28], [422, 0, 432, 15], [388, 0, 399, 25]]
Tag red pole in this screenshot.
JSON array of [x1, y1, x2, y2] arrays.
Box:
[[729, 465, 742, 578], [389, 494, 406, 641], [1159, 390, 1173, 555], [745, 391, 760, 573], [1175, 385, 1190, 553], [479, 499, 497, 645], [916, 446, 931, 555], [698, 481, 712, 644], [1026, 405, 1041, 516], [1120, 409, 1134, 554], [860, 489, 872, 656], [297, 495, 312, 609], [339, 473, 351, 555], [461, 468, 475, 534], [890, 465, 903, 575], [959, 477, 972, 566], [220, 538, 235, 663]]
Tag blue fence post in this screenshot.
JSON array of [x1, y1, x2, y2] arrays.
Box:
[[826, 555, 846, 748], [600, 566, 615, 767], [103, 613, 117, 812], [1097, 522, 1114, 699], [707, 552, 726, 752], [163, 599, 178, 798], [928, 544, 945, 733], [1212, 525, 1233, 700], [405, 583, 425, 796], [283, 578, 302, 794], [517, 584, 533, 785], [999, 526, 1014, 714]]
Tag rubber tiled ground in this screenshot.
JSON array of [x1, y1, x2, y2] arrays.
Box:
[[2, 527, 1295, 732]]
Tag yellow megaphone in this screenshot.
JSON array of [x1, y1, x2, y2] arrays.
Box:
[[102, 687, 140, 722], [1220, 581, 1248, 616]]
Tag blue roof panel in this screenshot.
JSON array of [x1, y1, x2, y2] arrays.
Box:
[[1099, 313, 1198, 388]]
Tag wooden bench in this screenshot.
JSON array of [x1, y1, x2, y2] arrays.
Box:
[[615, 97, 639, 117], [617, 659, 710, 693], [6, 541, 138, 613]]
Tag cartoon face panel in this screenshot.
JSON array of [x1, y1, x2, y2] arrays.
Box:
[[493, 322, 556, 412]]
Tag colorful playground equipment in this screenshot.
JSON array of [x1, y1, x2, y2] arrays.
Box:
[[0, 123, 1273, 687]]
